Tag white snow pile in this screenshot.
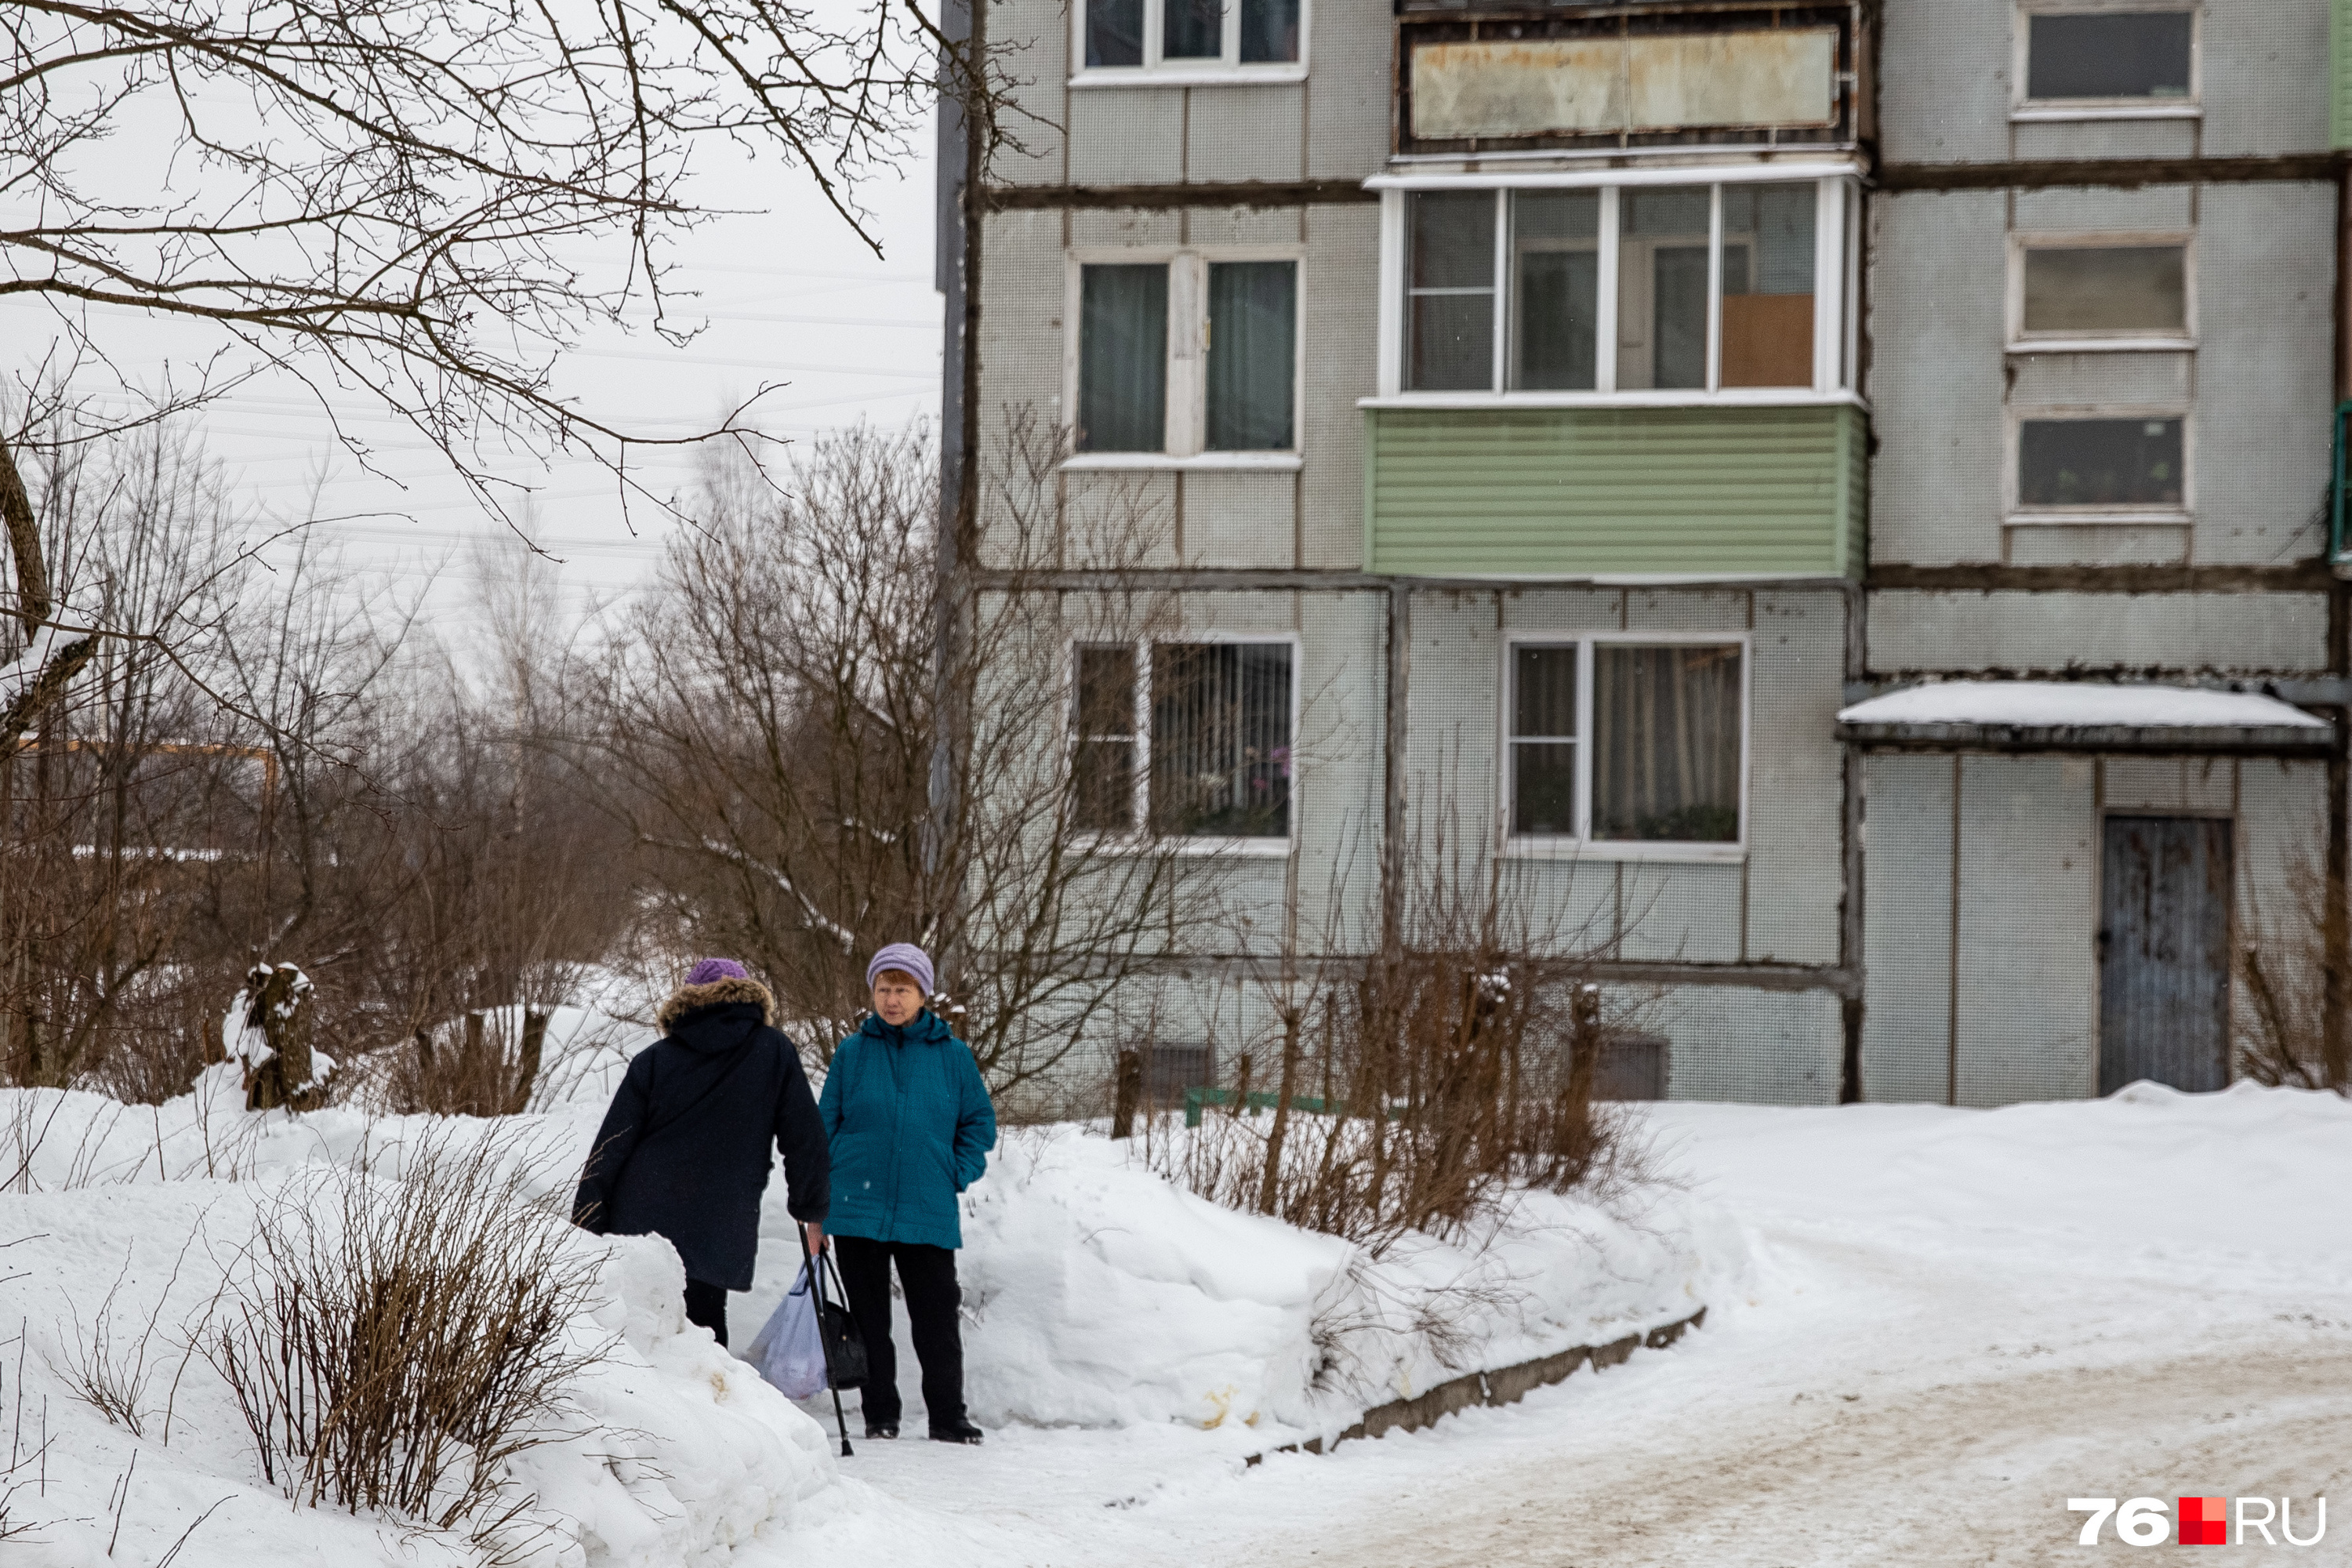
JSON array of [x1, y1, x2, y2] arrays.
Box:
[[0, 1068, 849, 1567], [744, 1123, 1751, 1445], [0, 1008, 1745, 1561]]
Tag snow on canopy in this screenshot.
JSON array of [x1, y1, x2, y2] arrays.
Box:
[[1836, 680, 2328, 731]]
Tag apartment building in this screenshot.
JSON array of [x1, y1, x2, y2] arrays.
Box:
[[938, 0, 2350, 1105]]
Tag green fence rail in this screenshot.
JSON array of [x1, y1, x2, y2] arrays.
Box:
[[1181, 1087, 1402, 1127]]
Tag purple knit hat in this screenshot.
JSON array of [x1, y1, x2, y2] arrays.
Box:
[[685, 956, 750, 987], [866, 943, 934, 996]]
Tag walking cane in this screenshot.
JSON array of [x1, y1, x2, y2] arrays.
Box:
[[795, 1221, 855, 1457]]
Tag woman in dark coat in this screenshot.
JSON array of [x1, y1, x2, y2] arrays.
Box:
[[574, 959, 829, 1346], [819, 942, 996, 1443]]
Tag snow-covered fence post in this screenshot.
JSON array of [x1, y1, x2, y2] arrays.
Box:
[[230, 963, 332, 1112]]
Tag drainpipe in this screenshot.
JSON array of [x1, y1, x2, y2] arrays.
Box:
[[2326, 160, 2350, 1088], [927, 0, 982, 977]]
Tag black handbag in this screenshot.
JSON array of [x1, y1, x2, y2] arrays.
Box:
[[815, 1250, 868, 1390]]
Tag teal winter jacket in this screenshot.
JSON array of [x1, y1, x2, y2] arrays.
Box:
[[818, 1011, 997, 1249]]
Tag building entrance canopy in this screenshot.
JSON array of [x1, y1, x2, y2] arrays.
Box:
[[1836, 681, 2332, 757]]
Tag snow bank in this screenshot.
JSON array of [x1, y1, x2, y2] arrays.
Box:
[[0, 1015, 1745, 1559], [744, 1123, 1750, 1443]]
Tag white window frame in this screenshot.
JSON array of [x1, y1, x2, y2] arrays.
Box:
[[1497, 632, 1751, 865], [1065, 632, 1301, 858], [1069, 0, 1310, 87], [2004, 404, 2194, 526], [1366, 168, 1863, 409], [2005, 232, 2196, 353], [2012, 0, 2201, 122], [1062, 247, 1306, 470]]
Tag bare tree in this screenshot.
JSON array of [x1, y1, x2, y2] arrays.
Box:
[[3, 0, 964, 742], [586, 416, 1230, 1094]]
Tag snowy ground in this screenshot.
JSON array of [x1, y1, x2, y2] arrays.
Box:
[[779, 1083, 2352, 1566], [5, 1036, 2347, 1566]]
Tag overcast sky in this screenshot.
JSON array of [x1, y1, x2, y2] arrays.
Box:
[[6, 107, 944, 617]]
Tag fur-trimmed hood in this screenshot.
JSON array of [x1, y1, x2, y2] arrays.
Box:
[[658, 974, 775, 1033]]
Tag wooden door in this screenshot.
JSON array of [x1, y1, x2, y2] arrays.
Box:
[[2098, 815, 2232, 1095]]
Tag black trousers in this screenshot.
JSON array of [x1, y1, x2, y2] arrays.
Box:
[[684, 1278, 728, 1347], [833, 1235, 964, 1430]]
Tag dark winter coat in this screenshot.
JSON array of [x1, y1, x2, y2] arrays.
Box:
[[574, 975, 829, 1292], [818, 1010, 996, 1250]]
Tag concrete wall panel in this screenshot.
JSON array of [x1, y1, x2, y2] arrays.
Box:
[[1876, 0, 2010, 164], [1305, 0, 1393, 178], [1185, 85, 1307, 183], [1866, 191, 2011, 565], [2013, 185, 2195, 234], [1642, 985, 1843, 1105], [2012, 120, 2198, 162], [2008, 351, 2194, 409], [1744, 590, 1846, 965], [2005, 524, 2188, 567], [1069, 89, 1187, 185], [2201, 0, 2329, 156], [1867, 590, 2328, 676], [1182, 471, 1297, 568], [1299, 205, 1380, 569], [1956, 755, 2097, 1105], [1861, 753, 1957, 1103], [2192, 183, 2336, 566]]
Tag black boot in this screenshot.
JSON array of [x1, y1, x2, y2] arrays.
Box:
[[929, 1418, 984, 1445], [864, 1421, 898, 1439]]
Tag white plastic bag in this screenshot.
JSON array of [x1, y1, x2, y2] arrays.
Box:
[[746, 1262, 829, 1399]]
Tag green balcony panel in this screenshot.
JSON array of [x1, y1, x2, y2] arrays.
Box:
[[1363, 402, 1867, 580]]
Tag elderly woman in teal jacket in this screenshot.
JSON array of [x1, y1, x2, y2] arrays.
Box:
[[818, 942, 996, 1444]]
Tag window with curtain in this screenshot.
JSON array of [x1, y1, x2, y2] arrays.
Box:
[[1591, 645, 1741, 843], [1073, 254, 1297, 457], [1509, 644, 1578, 834], [1151, 643, 1292, 837], [1079, 264, 1168, 452], [1504, 638, 1744, 848], [1070, 641, 1294, 840], [1207, 261, 1296, 450]]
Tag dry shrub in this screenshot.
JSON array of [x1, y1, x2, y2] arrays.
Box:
[[1142, 960, 1634, 1254], [2237, 835, 2349, 1091], [377, 1009, 554, 1117], [205, 1131, 605, 1544]]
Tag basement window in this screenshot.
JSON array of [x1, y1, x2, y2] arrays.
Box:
[[2020, 6, 2196, 111], [1072, 641, 1295, 845], [1073, 254, 1299, 462], [1506, 637, 1747, 857], [1378, 176, 1856, 404], [1076, 0, 1304, 81]]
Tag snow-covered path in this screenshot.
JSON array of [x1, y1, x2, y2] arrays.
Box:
[[790, 1087, 2352, 1565]]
